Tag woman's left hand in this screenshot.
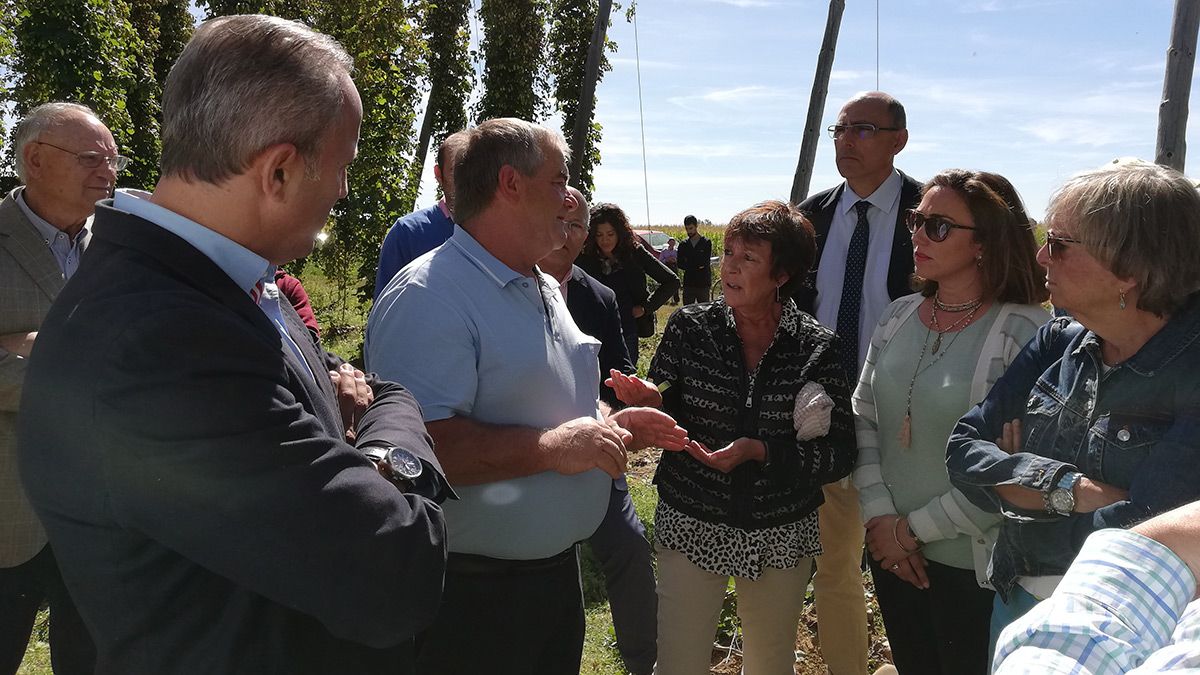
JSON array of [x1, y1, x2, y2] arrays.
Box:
[[631, 305, 646, 318], [864, 514, 920, 569], [608, 407, 689, 452], [684, 437, 766, 473], [605, 370, 662, 408]]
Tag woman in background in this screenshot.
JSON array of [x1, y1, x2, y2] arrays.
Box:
[[577, 203, 680, 367]]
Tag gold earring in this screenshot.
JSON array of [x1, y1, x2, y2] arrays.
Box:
[[1119, 290, 1127, 310]]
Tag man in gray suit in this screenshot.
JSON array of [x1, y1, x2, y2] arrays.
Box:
[[0, 101, 119, 673]]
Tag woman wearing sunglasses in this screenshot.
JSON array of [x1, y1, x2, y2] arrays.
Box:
[[946, 159, 1200, 653], [851, 169, 1048, 674]]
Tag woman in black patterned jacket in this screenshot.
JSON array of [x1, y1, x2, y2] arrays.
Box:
[[609, 200, 856, 674]]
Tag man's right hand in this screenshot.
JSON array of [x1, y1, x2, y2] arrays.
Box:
[[540, 416, 629, 479]]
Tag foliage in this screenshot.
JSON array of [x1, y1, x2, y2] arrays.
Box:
[[201, 0, 428, 314], [475, 0, 550, 122], [423, 0, 472, 148], [547, 0, 614, 198], [5, 0, 152, 184]]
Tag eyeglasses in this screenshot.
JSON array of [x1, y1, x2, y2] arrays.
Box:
[[35, 140, 130, 172], [827, 123, 903, 140], [1045, 233, 1083, 261], [906, 210, 977, 242]]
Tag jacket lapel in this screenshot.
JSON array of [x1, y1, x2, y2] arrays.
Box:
[[0, 194, 66, 302]]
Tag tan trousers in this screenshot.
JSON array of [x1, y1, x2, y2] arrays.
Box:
[[654, 545, 814, 675], [813, 480, 868, 675]]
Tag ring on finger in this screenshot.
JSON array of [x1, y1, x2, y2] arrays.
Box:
[[890, 563, 899, 570]]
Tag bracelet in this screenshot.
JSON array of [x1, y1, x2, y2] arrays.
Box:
[[893, 517, 916, 554]]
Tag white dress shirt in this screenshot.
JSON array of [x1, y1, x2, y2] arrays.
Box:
[[813, 170, 904, 375]]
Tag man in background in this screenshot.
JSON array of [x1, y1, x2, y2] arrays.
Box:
[[675, 214, 711, 304], [539, 186, 657, 675], [0, 101, 117, 674], [373, 130, 470, 298], [797, 90, 920, 675]]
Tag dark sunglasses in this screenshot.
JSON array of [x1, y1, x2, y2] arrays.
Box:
[[1045, 233, 1083, 260], [906, 210, 977, 242]]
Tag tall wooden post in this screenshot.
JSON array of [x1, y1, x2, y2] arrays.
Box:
[[1156, 0, 1200, 172], [790, 0, 845, 204], [569, 0, 614, 186]]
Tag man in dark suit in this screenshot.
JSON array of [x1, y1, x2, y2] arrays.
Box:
[[796, 90, 920, 675], [539, 187, 655, 675], [0, 101, 112, 675], [17, 15, 449, 674]]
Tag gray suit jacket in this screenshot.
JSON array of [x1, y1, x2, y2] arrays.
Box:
[[0, 188, 90, 567]]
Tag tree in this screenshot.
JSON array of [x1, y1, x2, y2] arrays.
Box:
[[476, 0, 550, 122], [6, 0, 152, 183], [408, 0, 472, 213], [548, 0, 614, 197]]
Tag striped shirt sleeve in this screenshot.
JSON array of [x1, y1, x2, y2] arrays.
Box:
[[994, 528, 1199, 675]]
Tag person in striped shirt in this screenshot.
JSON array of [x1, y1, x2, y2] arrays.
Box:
[[994, 499, 1200, 674]]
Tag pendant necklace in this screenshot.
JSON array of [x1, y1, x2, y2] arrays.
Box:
[[898, 297, 983, 448]]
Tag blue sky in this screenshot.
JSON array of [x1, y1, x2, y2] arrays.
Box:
[[549, 0, 1200, 225]]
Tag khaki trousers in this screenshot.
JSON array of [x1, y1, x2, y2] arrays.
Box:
[[654, 545, 814, 675], [813, 480, 868, 675]]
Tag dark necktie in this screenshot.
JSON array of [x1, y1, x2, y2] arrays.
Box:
[[836, 200, 871, 383]]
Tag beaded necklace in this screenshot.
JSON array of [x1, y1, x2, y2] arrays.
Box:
[[898, 299, 983, 448]]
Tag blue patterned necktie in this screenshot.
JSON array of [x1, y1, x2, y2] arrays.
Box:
[[837, 200, 871, 383]]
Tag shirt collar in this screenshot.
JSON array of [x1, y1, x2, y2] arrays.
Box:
[[15, 186, 89, 245], [446, 224, 557, 291], [112, 188, 272, 300], [837, 169, 904, 218]]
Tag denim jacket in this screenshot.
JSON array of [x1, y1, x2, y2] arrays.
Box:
[[946, 292, 1200, 599]]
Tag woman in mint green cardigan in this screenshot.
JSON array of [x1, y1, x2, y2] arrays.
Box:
[[851, 170, 1048, 675]]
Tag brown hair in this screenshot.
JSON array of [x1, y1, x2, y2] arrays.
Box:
[[913, 169, 1048, 304], [725, 200, 816, 299]]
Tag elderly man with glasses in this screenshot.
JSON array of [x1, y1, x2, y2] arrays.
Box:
[[795, 90, 920, 675], [0, 101, 121, 674]]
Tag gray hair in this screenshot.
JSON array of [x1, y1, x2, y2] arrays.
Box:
[[13, 102, 100, 182], [159, 14, 353, 183], [567, 186, 589, 227], [1045, 159, 1200, 315], [452, 118, 570, 226]]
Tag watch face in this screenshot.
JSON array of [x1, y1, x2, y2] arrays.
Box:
[[1049, 489, 1074, 513], [387, 448, 423, 480]]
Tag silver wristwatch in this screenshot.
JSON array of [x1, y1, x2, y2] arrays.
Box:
[[1045, 471, 1081, 516], [362, 446, 423, 491]]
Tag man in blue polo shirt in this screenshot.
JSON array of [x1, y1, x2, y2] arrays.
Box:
[[372, 129, 469, 299], [366, 118, 687, 675]]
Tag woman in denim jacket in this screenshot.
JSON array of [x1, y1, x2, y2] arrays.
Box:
[[946, 160, 1200, 649]]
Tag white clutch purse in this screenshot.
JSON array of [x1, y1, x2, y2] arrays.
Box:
[[792, 381, 833, 441]]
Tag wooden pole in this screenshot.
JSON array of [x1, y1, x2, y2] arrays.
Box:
[[569, 0, 614, 186], [790, 0, 845, 204], [1157, 0, 1200, 172]]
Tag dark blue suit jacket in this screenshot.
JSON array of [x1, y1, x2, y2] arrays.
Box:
[[795, 171, 923, 314], [19, 203, 448, 674], [564, 265, 635, 407]]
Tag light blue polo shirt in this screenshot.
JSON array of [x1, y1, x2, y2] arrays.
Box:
[[365, 225, 609, 560]]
